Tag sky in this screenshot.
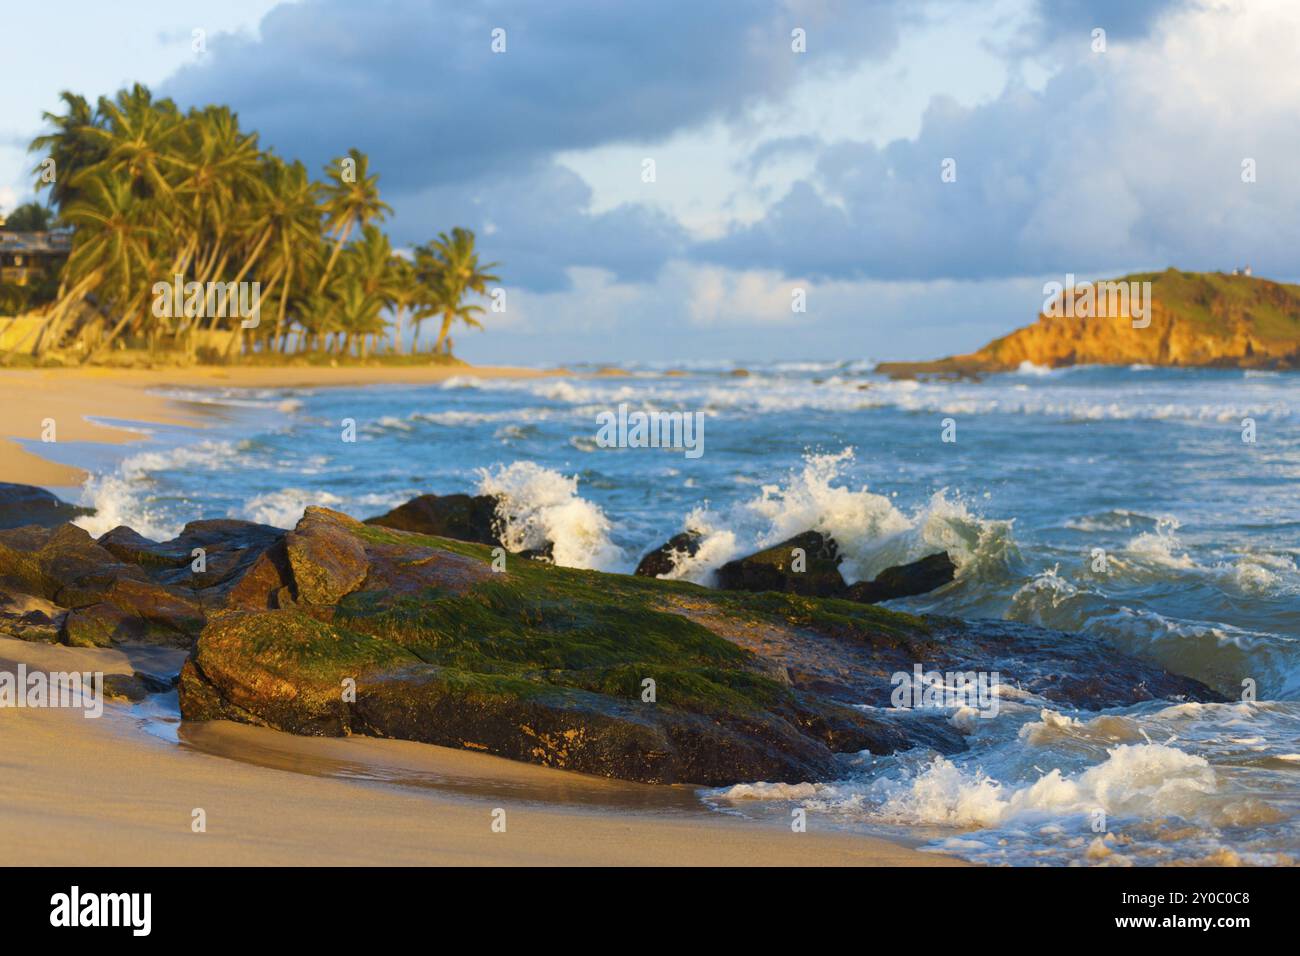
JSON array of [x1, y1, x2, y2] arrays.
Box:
[[1, 0, 1295, 364]]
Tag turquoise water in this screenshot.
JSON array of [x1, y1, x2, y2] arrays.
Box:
[[67, 361, 1299, 865]]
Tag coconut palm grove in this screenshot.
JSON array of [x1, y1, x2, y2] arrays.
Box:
[[1, 84, 499, 364]]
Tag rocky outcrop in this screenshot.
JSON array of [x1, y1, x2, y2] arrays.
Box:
[[877, 269, 1300, 377], [716, 531, 846, 597], [0, 493, 1224, 787], [175, 508, 1222, 786], [0, 515, 288, 648], [0, 482, 91, 530]]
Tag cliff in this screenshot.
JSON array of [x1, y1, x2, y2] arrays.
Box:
[[877, 269, 1300, 377]]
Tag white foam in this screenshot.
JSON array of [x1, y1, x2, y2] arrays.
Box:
[[236, 488, 344, 528], [871, 744, 1217, 828], [475, 462, 625, 571], [655, 450, 1016, 587]]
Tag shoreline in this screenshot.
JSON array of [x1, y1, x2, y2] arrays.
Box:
[[0, 364, 559, 487], [0, 637, 960, 866], [0, 365, 965, 866]]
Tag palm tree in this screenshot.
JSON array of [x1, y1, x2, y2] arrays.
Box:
[[257, 157, 323, 352], [413, 227, 499, 355], [13, 83, 511, 367], [29, 91, 106, 209], [316, 148, 391, 293], [54, 172, 160, 360], [79, 85, 186, 202], [385, 254, 418, 353]]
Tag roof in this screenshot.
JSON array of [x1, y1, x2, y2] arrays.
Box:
[[0, 231, 73, 255]]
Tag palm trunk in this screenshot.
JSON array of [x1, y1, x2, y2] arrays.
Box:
[[432, 311, 453, 355], [316, 217, 354, 293]]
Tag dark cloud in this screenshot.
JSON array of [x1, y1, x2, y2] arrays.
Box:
[[163, 0, 904, 193]]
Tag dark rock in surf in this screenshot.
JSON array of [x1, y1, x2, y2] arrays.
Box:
[[846, 552, 957, 604], [713, 531, 956, 604], [364, 493, 502, 546], [635, 531, 703, 578], [715, 531, 845, 597]]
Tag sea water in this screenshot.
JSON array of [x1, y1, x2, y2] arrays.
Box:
[[65, 361, 1299, 865]]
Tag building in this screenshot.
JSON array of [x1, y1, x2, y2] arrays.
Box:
[[0, 231, 72, 286]]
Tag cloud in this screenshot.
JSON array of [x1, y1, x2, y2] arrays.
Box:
[[390, 162, 688, 291], [163, 0, 906, 194], [697, 0, 1300, 282]]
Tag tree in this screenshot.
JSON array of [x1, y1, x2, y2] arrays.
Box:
[[29, 91, 106, 210], [11, 82, 501, 366], [413, 227, 499, 355], [1, 202, 55, 232], [316, 148, 391, 293]]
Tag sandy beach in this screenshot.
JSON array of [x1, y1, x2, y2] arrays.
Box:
[[0, 637, 957, 866], [0, 366, 961, 867], [0, 364, 557, 486]]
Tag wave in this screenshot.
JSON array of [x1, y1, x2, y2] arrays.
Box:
[[1009, 568, 1300, 698], [475, 462, 626, 571], [236, 488, 346, 528], [456, 369, 1295, 424], [74, 440, 244, 540], [651, 449, 1018, 588]]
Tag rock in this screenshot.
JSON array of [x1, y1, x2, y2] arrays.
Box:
[[0, 588, 64, 643], [0, 482, 92, 530], [635, 531, 702, 577], [0, 522, 148, 603], [715, 531, 845, 597], [102, 673, 149, 702], [713, 533, 956, 605], [284, 507, 370, 605], [178, 511, 1223, 786], [364, 493, 501, 546], [222, 540, 296, 610], [63, 603, 141, 647], [661, 592, 1221, 712], [97, 526, 187, 568], [102, 671, 176, 702], [99, 519, 285, 592], [845, 552, 956, 603]]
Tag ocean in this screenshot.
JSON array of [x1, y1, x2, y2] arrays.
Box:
[[58, 360, 1300, 865]]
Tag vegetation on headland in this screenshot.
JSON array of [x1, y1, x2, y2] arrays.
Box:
[[1, 85, 499, 366], [876, 268, 1300, 378]]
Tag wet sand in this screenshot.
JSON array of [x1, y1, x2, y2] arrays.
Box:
[[0, 637, 961, 865], [0, 364, 557, 486]]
